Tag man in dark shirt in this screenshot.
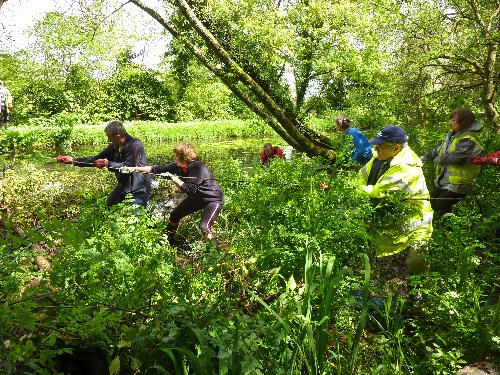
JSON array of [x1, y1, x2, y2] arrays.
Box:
[[57, 121, 151, 207]]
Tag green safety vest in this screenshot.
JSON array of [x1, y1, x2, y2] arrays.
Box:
[[436, 131, 483, 185], [358, 146, 433, 256]]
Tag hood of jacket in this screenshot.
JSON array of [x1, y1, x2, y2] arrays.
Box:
[[465, 121, 482, 132]]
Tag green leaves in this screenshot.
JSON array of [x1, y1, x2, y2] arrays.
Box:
[[1, 123, 500, 372]]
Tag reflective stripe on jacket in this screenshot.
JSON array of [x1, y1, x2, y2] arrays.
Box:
[[436, 130, 483, 185], [358, 145, 433, 256]]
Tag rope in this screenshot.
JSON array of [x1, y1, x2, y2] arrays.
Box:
[[402, 196, 500, 201], [62, 161, 249, 183], [47, 161, 500, 197]]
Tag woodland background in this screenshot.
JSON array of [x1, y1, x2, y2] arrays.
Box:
[[1, 0, 499, 147]]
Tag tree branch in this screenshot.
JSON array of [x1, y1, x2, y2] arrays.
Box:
[[171, 0, 334, 156]]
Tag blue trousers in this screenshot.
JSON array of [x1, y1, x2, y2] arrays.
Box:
[[106, 186, 150, 208]]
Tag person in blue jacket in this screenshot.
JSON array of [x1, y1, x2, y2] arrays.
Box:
[[335, 115, 373, 166]]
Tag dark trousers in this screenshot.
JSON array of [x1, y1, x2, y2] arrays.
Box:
[[106, 186, 150, 208], [430, 188, 466, 215], [170, 197, 223, 236], [0, 107, 9, 128]]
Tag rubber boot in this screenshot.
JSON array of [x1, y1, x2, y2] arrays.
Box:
[[163, 222, 179, 245]]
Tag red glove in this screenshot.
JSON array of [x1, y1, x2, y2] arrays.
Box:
[[484, 151, 500, 166], [56, 155, 73, 164], [469, 155, 486, 165], [93, 159, 108, 169]]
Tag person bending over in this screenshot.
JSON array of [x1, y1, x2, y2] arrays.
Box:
[[56, 120, 151, 207], [358, 125, 433, 279], [126, 142, 224, 243], [335, 115, 373, 166], [260, 143, 283, 167]]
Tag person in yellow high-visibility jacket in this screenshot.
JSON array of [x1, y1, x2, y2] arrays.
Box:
[[358, 126, 433, 276], [420, 108, 483, 215]]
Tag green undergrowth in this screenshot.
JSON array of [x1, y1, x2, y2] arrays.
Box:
[[1, 150, 500, 373]]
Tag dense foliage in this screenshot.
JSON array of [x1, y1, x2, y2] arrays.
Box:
[[1, 0, 499, 371], [2, 0, 499, 159], [1, 123, 499, 374]]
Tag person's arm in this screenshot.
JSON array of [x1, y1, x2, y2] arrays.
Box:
[[107, 139, 143, 169], [470, 151, 500, 166], [357, 165, 409, 198], [275, 147, 284, 159], [178, 162, 209, 194], [69, 144, 114, 168], [152, 163, 184, 187], [130, 166, 152, 173], [350, 133, 364, 162], [433, 138, 480, 165], [123, 164, 184, 185], [260, 151, 266, 163], [420, 143, 441, 162]]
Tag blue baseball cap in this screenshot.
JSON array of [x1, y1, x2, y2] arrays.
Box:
[[369, 126, 408, 145]]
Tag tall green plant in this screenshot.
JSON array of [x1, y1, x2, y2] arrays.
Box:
[[246, 253, 373, 374], [344, 254, 371, 374]]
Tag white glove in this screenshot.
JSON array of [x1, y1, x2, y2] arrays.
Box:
[[119, 166, 135, 174], [160, 172, 175, 180]]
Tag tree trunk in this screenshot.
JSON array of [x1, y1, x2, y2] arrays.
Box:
[[483, 43, 499, 130], [128, 0, 336, 160]]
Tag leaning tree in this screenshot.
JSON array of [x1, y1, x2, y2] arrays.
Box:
[[125, 0, 396, 159]]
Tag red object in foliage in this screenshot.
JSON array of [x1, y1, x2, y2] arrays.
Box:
[[470, 151, 500, 166], [56, 155, 72, 164]]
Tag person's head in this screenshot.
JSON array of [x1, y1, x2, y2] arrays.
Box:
[[263, 143, 273, 156], [449, 108, 475, 132], [173, 142, 198, 166], [335, 116, 350, 132], [369, 126, 408, 161], [104, 121, 128, 146]]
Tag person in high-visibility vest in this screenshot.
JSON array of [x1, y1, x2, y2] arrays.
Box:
[[420, 108, 483, 215], [0, 80, 13, 129], [358, 125, 433, 277]]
